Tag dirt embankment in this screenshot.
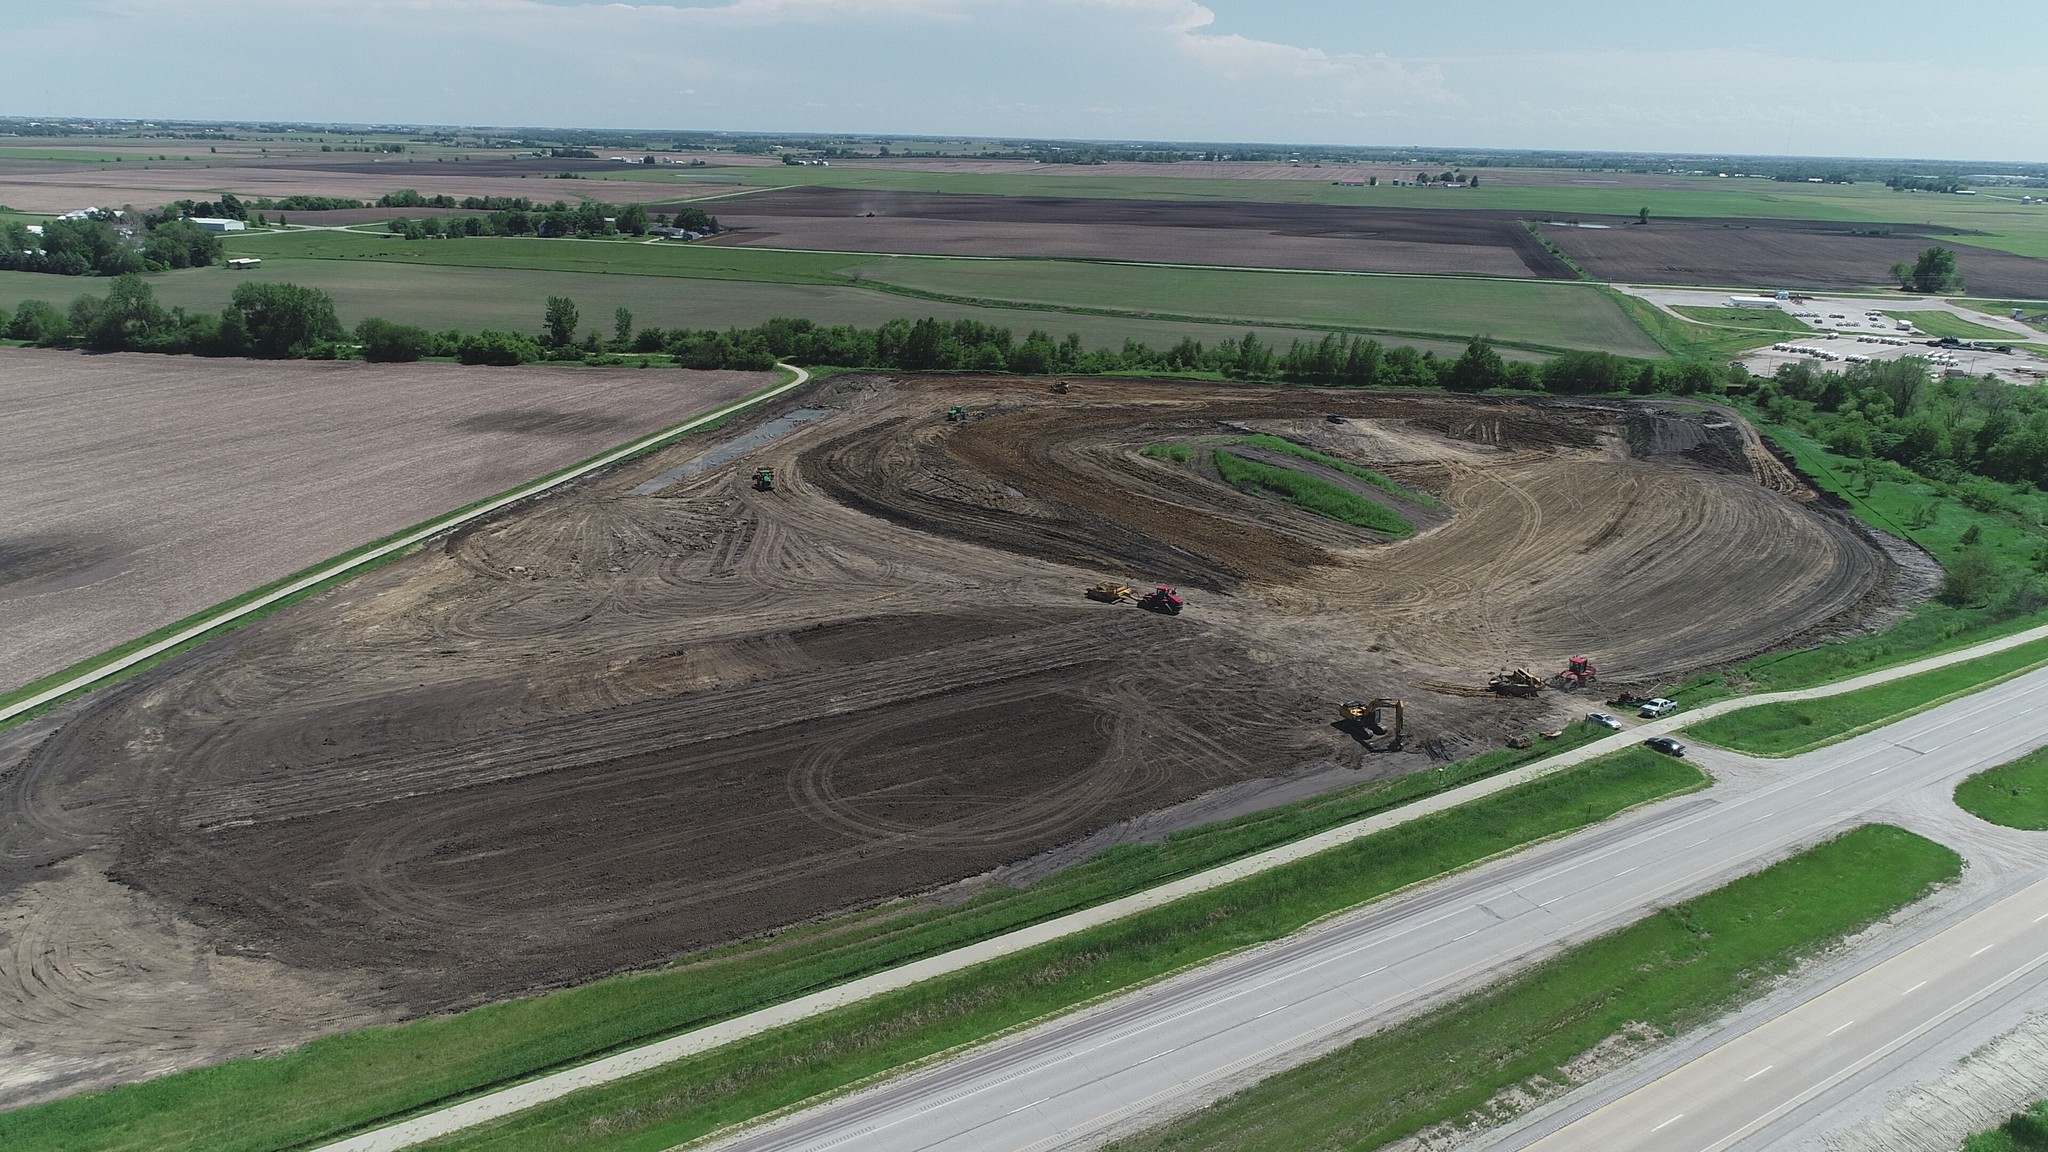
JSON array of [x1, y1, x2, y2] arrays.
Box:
[[0, 375, 1911, 1104]]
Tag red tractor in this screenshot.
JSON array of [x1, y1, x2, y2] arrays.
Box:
[[1137, 586, 1185, 616], [1558, 656, 1597, 690]]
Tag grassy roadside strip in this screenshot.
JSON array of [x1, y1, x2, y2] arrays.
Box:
[[1686, 633, 2048, 756], [0, 724, 1621, 1152], [1607, 288, 1782, 360], [1967, 1101, 2048, 1151], [1225, 434, 1437, 506], [1213, 449, 1414, 536], [1954, 745, 2048, 830], [0, 368, 805, 731], [391, 750, 1706, 1152], [1105, 823, 1963, 1152]]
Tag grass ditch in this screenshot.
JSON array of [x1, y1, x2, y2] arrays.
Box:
[[1139, 441, 1192, 464], [1884, 310, 2018, 342], [1967, 1101, 2048, 1151], [1225, 433, 1437, 506], [1213, 448, 1414, 536], [1685, 633, 2048, 756], [1954, 745, 2048, 830], [1105, 823, 1963, 1152], [0, 725, 1666, 1152]]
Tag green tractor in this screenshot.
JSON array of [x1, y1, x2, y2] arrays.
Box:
[[752, 467, 775, 492], [945, 405, 966, 423]]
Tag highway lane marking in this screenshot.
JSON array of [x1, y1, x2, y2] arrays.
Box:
[[2034, 911, 2048, 923], [1903, 980, 1928, 994], [1651, 1113, 1685, 1132], [1827, 1020, 1855, 1035], [1743, 1065, 1773, 1081], [1975, 944, 1997, 957]]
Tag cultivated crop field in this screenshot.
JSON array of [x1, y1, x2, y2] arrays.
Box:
[[0, 375, 1910, 1105], [0, 348, 769, 693]]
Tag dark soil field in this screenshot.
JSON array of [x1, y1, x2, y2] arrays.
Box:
[[716, 188, 1576, 277], [1543, 217, 2048, 297], [0, 349, 769, 693], [0, 375, 1917, 1105]]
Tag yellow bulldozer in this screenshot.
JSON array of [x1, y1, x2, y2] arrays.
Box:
[[1337, 698, 1405, 746], [1085, 581, 1135, 604], [1488, 668, 1545, 698]]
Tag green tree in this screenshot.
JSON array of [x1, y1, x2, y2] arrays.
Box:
[[1899, 246, 1962, 293], [142, 219, 223, 270], [616, 204, 649, 235], [1446, 337, 1508, 392], [543, 295, 579, 347], [457, 330, 543, 366], [355, 317, 433, 362], [227, 281, 343, 358], [80, 274, 169, 350], [1937, 545, 2004, 607], [613, 306, 634, 349], [7, 298, 69, 344]]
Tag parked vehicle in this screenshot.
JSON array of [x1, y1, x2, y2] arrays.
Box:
[[1644, 736, 1687, 757], [1586, 712, 1622, 730], [1638, 697, 1678, 718]]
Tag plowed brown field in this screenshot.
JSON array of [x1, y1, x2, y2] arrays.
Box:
[[0, 375, 1918, 1104]]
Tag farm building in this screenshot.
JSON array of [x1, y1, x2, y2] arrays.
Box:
[[226, 257, 261, 270], [190, 217, 247, 232]]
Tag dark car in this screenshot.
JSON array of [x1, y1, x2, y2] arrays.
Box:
[[1326, 413, 1349, 424], [1644, 736, 1687, 757]]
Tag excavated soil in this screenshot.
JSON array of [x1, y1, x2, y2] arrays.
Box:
[[0, 375, 1914, 1103]]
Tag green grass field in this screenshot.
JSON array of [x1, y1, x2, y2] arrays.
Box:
[[1672, 304, 1811, 332], [1611, 293, 1786, 359], [1106, 823, 1961, 1152], [1685, 634, 2048, 756], [1226, 434, 1436, 506], [1954, 746, 2048, 830], [0, 727, 1686, 1152], [1886, 310, 2020, 341], [851, 259, 1663, 355], [1213, 450, 1415, 536]]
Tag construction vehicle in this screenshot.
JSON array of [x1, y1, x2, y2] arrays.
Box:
[[945, 405, 966, 423], [1052, 380, 1072, 394], [1556, 655, 1597, 690], [1085, 581, 1134, 604], [1488, 668, 1545, 697], [1137, 585, 1184, 615], [1336, 698, 1405, 746], [752, 467, 775, 492]]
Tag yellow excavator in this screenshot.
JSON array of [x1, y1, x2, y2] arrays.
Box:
[[1337, 698, 1405, 746]]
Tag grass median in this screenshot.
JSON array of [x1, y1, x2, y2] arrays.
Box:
[[1684, 633, 2048, 756], [0, 734, 1691, 1152], [1213, 449, 1413, 536], [1106, 823, 1962, 1152], [1955, 745, 2048, 830]]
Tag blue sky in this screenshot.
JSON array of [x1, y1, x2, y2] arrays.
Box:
[[2, 0, 2041, 161]]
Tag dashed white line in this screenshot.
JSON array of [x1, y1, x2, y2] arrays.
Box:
[[1975, 944, 1997, 957], [1651, 1113, 1686, 1132], [1827, 1020, 1855, 1036], [1903, 980, 1928, 995], [1743, 1065, 1774, 1082]]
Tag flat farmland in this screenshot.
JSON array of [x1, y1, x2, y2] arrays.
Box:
[[1543, 217, 2048, 297], [0, 264, 1378, 358], [714, 189, 1572, 278], [847, 259, 1665, 355], [0, 349, 769, 693]]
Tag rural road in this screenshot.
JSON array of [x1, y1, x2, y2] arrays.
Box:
[[0, 364, 810, 729], [1491, 868, 2048, 1151], [702, 667, 2048, 1152]]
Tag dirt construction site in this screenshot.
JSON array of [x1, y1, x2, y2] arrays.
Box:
[[0, 374, 1930, 1105]]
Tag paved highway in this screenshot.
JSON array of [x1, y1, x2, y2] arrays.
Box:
[[709, 665, 2048, 1152]]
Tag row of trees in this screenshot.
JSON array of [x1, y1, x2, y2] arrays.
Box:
[[6, 280, 1737, 398], [384, 201, 716, 240], [2, 275, 341, 357], [1, 215, 222, 276]]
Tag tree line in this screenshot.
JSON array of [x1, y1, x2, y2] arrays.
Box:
[[382, 200, 716, 240], [2, 279, 1741, 404], [2, 214, 221, 276]]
